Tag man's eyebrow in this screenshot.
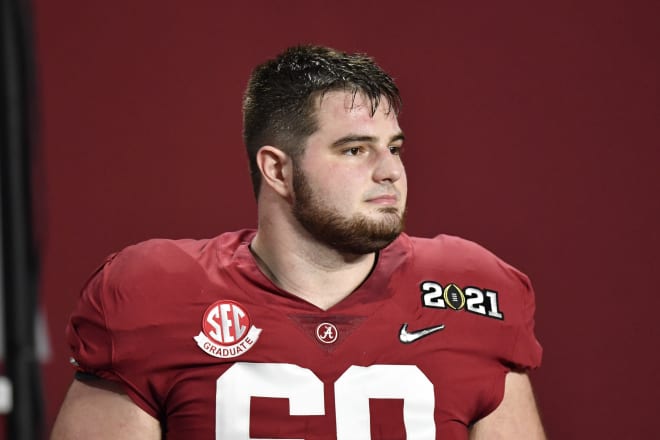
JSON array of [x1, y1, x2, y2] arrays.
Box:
[[390, 133, 405, 143], [331, 132, 405, 147]]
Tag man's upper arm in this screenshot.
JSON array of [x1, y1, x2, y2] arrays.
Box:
[[470, 371, 546, 440], [50, 379, 161, 440]]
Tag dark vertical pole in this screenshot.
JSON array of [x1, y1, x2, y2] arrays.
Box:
[[1, 0, 44, 438]]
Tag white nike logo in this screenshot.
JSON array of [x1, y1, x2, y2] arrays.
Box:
[[398, 323, 445, 344]]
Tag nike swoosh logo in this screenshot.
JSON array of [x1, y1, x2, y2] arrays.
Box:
[[399, 323, 445, 344]]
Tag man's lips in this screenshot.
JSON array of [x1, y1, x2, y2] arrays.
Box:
[[366, 194, 398, 205]]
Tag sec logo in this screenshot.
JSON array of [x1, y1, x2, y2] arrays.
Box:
[[194, 300, 262, 359], [203, 300, 250, 344]]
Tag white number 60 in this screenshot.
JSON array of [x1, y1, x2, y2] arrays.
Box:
[[216, 362, 436, 439]]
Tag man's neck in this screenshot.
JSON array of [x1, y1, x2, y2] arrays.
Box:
[[249, 229, 377, 311]]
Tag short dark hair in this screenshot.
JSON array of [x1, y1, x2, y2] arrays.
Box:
[[242, 45, 402, 197]]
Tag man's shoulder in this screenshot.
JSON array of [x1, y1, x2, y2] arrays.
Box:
[[405, 233, 498, 260], [401, 233, 530, 285], [88, 229, 255, 298], [106, 229, 255, 270]]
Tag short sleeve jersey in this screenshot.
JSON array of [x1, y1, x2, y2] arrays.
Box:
[[67, 230, 542, 439]]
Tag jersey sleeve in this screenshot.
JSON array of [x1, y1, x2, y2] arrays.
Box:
[[67, 254, 116, 377], [66, 250, 162, 418], [498, 259, 543, 370], [432, 234, 543, 372]]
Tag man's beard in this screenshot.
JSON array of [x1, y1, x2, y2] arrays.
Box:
[[291, 164, 405, 255]]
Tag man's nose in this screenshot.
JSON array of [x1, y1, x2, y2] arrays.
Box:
[[373, 149, 404, 183]]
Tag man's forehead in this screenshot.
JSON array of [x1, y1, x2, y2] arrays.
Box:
[[314, 90, 397, 122], [305, 90, 402, 146]]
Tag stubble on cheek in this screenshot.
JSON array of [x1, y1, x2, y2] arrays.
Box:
[[291, 165, 405, 254]]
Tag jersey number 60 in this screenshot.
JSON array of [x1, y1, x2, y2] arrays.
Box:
[[216, 362, 436, 439]]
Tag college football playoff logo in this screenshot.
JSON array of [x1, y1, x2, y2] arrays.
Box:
[[194, 300, 262, 358]]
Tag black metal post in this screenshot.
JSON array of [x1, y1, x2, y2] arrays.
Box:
[[1, 0, 44, 438]]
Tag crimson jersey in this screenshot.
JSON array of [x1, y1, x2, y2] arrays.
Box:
[[67, 229, 542, 439]]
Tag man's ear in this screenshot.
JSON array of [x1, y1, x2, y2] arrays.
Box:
[[255, 146, 293, 198]]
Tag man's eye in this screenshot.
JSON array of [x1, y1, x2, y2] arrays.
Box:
[[389, 146, 402, 155], [344, 147, 362, 156]]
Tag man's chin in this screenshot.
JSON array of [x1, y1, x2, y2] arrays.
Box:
[[302, 214, 405, 255], [373, 205, 402, 215], [331, 232, 401, 256]]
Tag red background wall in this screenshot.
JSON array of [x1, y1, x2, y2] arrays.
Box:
[[21, 1, 660, 438]]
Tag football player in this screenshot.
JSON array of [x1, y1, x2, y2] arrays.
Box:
[[51, 45, 545, 439]]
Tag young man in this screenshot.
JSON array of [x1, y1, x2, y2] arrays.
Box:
[[51, 45, 545, 439]]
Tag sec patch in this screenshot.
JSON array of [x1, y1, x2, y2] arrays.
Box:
[[194, 300, 262, 359]]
